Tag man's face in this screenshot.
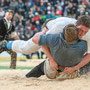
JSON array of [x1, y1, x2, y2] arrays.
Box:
[[6, 12, 13, 21], [76, 25, 89, 39]]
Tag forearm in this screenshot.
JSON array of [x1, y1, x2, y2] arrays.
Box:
[[11, 32, 20, 40], [73, 54, 90, 70], [41, 45, 55, 62], [13, 35, 20, 40], [41, 45, 58, 69]]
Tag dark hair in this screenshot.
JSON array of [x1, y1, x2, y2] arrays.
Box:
[[76, 15, 90, 28], [63, 24, 78, 43]]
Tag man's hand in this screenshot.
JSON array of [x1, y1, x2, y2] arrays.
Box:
[[64, 67, 75, 74], [42, 27, 48, 34], [50, 60, 58, 70]]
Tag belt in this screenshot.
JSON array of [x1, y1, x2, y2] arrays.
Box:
[[56, 66, 65, 77]]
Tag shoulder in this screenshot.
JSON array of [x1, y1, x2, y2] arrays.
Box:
[[40, 34, 59, 40], [46, 34, 59, 39], [78, 40, 87, 47], [40, 34, 60, 43]]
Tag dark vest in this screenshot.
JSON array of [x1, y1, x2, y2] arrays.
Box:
[[0, 19, 15, 41]]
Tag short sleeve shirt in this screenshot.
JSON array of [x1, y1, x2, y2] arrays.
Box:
[[39, 33, 87, 67]]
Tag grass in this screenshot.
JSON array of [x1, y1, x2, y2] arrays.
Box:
[[0, 60, 37, 70], [0, 66, 34, 70]]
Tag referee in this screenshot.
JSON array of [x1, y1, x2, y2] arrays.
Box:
[[0, 9, 20, 69]]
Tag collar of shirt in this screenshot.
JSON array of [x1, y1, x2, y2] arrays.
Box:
[[4, 17, 11, 29]]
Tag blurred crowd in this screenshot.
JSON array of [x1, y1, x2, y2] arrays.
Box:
[[0, 0, 90, 59], [0, 0, 90, 58], [0, 0, 90, 41]]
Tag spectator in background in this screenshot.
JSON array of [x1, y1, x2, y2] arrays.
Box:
[[4, 0, 10, 9], [33, 12, 40, 21], [39, 2, 46, 13], [40, 12, 46, 22], [35, 20, 41, 32], [15, 0, 25, 16], [51, 7, 55, 16], [17, 27, 25, 40], [45, 11, 56, 20], [39, 16, 44, 25], [16, 22, 24, 33], [85, 2, 90, 15], [24, 1, 30, 18], [29, 0, 34, 7], [10, 0, 18, 10], [0, 7, 5, 19], [72, 3, 78, 17], [47, 3, 52, 11], [25, 21, 35, 39], [0, 0, 5, 7], [35, 0, 40, 6], [55, 7, 62, 16], [27, 11, 34, 21], [55, 0, 63, 12]]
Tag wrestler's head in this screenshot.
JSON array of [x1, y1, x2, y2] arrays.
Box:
[[76, 15, 90, 39], [63, 24, 78, 44]]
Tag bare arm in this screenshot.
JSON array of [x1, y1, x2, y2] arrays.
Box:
[[32, 27, 58, 69], [11, 32, 20, 40], [13, 34, 20, 40], [64, 53, 90, 74], [32, 27, 48, 44], [41, 45, 58, 69]]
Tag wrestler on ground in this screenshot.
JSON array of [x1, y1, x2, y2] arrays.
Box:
[[0, 15, 90, 74], [24, 24, 87, 80]]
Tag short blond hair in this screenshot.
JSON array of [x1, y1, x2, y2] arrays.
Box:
[[63, 24, 78, 43]]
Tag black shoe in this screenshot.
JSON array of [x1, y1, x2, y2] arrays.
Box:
[[0, 40, 7, 52]]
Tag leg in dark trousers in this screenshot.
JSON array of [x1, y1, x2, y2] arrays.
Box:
[[7, 50, 17, 69], [0, 41, 17, 69], [26, 61, 45, 78], [79, 62, 90, 75]]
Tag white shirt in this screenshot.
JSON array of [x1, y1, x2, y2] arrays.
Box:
[[4, 17, 11, 29], [82, 30, 90, 53], [46, 17, 77, 34]]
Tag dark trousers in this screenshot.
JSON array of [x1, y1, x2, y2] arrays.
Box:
[[26, 61, 45, 78], [25, 61, 90, 78], [0, 49, 17, 69]]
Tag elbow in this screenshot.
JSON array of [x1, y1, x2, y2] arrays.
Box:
[[32, 36, 37, 44], [32, 33, 40, 44]]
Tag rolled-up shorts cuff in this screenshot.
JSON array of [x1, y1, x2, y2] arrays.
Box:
[[44, 59, 57, 79]]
